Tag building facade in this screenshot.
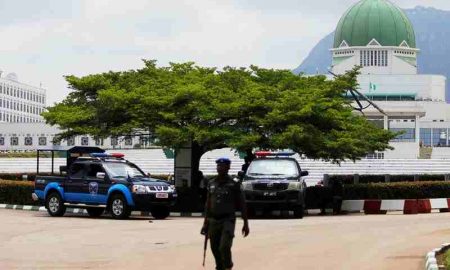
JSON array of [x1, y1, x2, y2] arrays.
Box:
[[0, 71, 46, 123], [330, 0, 449, 158], [0, 123, 155, 151]]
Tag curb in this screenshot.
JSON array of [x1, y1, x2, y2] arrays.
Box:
[[342, 198, 450, 215], [0, 204, 308, 218], [0, 203, 210, 217], [425, 243, 450, 270]]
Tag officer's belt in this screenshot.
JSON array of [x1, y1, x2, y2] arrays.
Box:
[[209, 213, 235, 220]]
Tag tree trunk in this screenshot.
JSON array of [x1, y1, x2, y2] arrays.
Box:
[[191, 141, 205, 189]]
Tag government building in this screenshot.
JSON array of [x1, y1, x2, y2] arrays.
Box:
[[0, 72, 147, 151], [0, 71, 46, 123], [329, 0, 448, 159]]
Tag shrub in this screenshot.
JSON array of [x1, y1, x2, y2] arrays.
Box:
[[0, 173, 36, 181], [0, 180, 37, 205], [343, 181, 450, 200], [329, 174, 447, 184]]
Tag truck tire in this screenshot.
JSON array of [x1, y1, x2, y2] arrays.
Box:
[[87, 208, 104, 217], [109, 194, 131, 219], [151, 206, 170, 219], [247, 206, 256, 218], [46, 192, 66, 217], [293, 204, 304, 219]]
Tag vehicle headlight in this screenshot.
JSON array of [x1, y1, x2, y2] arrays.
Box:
[[242, 182, 253, 191], [132, 185, 148, 194], [287, 182, 302, 191]]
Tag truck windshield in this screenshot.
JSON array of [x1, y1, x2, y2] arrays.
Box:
[[103, 162, 145, 178], [246, 159, 299, 177]]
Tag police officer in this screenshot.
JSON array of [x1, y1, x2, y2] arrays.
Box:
[[201, 157, 250, 270]]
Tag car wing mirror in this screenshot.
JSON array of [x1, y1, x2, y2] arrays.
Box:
[[59, 166, 67, 175], [300, 171, 309, 177], [237, 171, 245, 179], [96, 172, 106, 180]]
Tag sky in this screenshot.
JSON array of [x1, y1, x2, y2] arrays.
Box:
[[0, 0, 449, 104]]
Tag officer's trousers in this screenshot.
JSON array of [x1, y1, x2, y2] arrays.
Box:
[[208, 218, 236, 270]]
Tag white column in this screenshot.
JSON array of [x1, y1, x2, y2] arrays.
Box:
[[415, 115, 420, 144], [447, 128, 449, 146], [384, 115, 389, 130], [431, 128, 434, 146]]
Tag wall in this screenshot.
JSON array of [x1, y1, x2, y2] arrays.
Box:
[[357, 74, 446, 101], [384, 142, 419, 159]]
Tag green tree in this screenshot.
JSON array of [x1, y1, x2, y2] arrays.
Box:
[[43, 60, 395, 174]]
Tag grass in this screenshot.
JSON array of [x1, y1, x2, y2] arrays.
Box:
[[419, 147, 433, 159], [445, 249, 450, 270]]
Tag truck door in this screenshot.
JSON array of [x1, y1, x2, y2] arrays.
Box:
[[65, 163, 87, 203], [83, 163, 109, 205]]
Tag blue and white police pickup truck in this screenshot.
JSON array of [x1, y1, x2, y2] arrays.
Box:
[[32, 149, 176, 219]]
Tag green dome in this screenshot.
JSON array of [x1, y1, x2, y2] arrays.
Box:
[[333, 0, 416, 48]]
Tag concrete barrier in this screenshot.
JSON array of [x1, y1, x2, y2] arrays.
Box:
[[342, 198, 450, 215]]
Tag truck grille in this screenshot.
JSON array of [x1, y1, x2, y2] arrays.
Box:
[[148, 186, 170, 191], [253, 183, 288, 191]]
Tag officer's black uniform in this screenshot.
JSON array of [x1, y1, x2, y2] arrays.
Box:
[[202, 158, 249, 270]]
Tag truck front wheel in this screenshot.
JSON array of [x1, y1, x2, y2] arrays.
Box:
[[109, 194, 131, 219], [293, 204, 304, 219], [46, 192, 66, 217]]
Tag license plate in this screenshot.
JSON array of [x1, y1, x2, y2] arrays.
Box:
[[264, 192, 277, 197], [156, 193, 169, 199]]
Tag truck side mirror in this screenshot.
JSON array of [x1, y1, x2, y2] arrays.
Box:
[[96, 172, 106, 180], [300, 171, 309, 177], [60, 166, 67, 174]]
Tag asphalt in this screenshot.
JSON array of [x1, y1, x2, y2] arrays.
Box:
[[0, 209, 449, 269]]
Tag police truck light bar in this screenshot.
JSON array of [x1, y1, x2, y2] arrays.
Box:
[[255, 151, 295, 157], [91, 153, 125, 158]]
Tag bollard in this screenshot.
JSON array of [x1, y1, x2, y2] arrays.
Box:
[[414, 175, 420, 182], [323, 174, 330, 186], [353, 174, 359, 185], [384, 174, 390, 183]]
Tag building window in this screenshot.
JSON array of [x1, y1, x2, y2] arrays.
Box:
[[81, 137, 89, 146], [0, 137, 4, 146], [24, 137, 33, 146], [95, 137, 104, 146], [390, 128, 415, 142], [420, 129, 432, 146], [125, 137, 133, 146], [360, 50, 388, 67], [433, 129, 447, 147], [366, 152, 384, 159], [39, 137, 47, 146], [10, 137, 18, 146], [67, 137, 75, 146], [52, 138, 61, 146], [111, 137, 118, 146]]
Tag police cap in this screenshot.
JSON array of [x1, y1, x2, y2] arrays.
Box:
[[215, 157, 231, 165]]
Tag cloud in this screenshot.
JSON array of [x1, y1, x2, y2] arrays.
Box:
[[0, 0, 449, 104]]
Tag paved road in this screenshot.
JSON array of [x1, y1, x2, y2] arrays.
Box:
[[0, 209, 449, 270]]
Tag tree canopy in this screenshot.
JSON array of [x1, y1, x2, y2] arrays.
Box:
[[43, 60, 395, 162]]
